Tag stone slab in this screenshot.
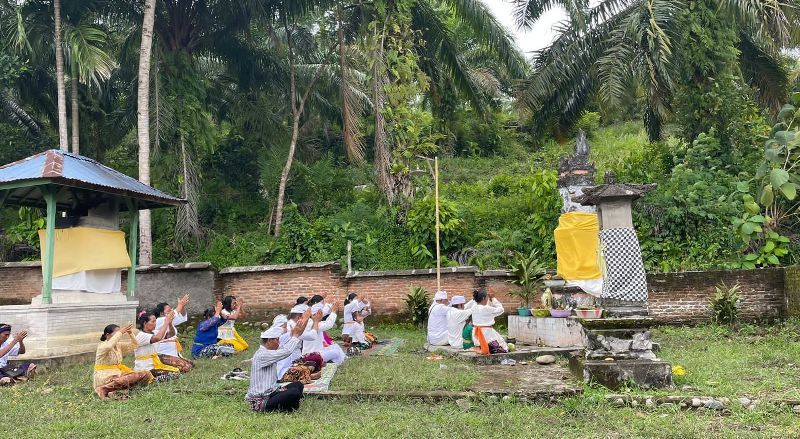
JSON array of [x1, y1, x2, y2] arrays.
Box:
[[508, 315, 585, 347], [426, 343, 582, 364], [569, 355, 673, 390], [471, 363, 581, 398]]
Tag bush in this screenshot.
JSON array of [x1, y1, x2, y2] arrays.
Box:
[[405, 286, 431, 328], [710, 282, 740, 326]]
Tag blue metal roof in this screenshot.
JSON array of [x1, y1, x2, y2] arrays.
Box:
[[0, 150, 184, 210]]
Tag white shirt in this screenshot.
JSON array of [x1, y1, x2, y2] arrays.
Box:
[[133, 331, 156, 371], [219, 309, 237, 340], [447, 301, 475, 348], [154, 312, 188, 357], [285, 319, 318, 362], [343, 300, 367, 324], [471, 298, 505, 327], [427, 303, 450, 345], [0, 338, 21, 368], [301, 313, 338, 355]]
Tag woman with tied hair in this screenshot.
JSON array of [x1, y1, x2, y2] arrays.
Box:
[[0, 324, 36, 385], [218, 295, 249, 352], [342, 293, 371, 349], [152, 294, 194, 372], [469, 290, 508, 355], [93, 323, 152, 399], [192, 301, 235, 359], [133, 310, 181, 382]]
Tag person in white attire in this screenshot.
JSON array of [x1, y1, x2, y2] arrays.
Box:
[[426, 290, 450, 346], [446, 295, 475, 348], [284, 304, 319, 368], [152, 294, 193, 372], [342, 293, 371, 348], [470, 290, 508, 354], [302, 301, 345, 364], [133, 309, 181, 381], [275, 312, 324, 383]]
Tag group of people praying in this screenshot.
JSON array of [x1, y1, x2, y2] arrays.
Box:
[[86, 290, 372, 412], [426, 289, 508, 354]]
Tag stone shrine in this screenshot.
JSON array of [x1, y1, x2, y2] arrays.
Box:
[[557, 129, 597, 214]]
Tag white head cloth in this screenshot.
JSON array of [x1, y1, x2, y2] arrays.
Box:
[[289, 304, 308, 314], [272, 314, 288, 327], [260, 325, 284, 339], [449, 295, 466, 306], [434, 290, 448, 301]]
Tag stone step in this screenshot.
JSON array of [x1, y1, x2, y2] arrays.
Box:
[[426, 343, 583, 364]]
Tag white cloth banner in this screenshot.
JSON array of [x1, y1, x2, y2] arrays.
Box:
[[565, 278, 604, 297], [52, 268, 122, 293]]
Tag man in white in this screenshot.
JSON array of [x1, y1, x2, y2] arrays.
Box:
[[446, 295, 475, 348], [426, 290, 450, 346]]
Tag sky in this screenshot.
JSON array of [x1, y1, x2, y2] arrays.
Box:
[[481, 0, 567, 56]]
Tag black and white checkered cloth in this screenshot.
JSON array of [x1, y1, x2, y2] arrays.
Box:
[[599, 228, 648, 302]]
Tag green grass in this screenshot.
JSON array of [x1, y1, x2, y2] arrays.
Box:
[[3, 322, 800, 438]]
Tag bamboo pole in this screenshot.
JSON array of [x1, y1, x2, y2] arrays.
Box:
[[434, 156, 441, 293]]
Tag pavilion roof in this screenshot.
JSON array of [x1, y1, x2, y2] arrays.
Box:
[[0, 149, 184, 211]]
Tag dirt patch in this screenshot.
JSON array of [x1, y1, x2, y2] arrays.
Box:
[[470, 362, 581, 398]]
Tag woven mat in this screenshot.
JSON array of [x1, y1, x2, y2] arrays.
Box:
[[280, 363, 339, 393], [360, 338, 405, 357]]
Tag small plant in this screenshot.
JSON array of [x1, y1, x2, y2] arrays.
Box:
[[507, 249, 547, 309], [551, 296, 568, 310], [405, 286, 431, 328], [710, 282, 740, 326]]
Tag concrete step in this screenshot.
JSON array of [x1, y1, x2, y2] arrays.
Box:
[[426, 343, 583, 364]]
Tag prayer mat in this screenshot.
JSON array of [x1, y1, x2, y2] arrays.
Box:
[[360, 338, 405, 357], [280, 363, 338, 393], [599, 228, 648, 302]]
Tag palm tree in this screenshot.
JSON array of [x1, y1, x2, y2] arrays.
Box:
[[53, 0, 67, 150], [137, 0, 157, 265], [513, 0, 797, 141]]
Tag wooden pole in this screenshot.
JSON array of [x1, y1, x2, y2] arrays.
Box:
[[41, 186, 57, 304], [434, 156, 441, 293], [347, 240, 353, 274], [126, 199, 139, 299]]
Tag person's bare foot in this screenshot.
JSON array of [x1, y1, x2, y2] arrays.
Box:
[[0, 377, 12, 386], [96, 388, 111, 400], [310, 372, 322, 380]]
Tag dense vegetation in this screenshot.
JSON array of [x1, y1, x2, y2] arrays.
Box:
[[0, 0, 799, 273]]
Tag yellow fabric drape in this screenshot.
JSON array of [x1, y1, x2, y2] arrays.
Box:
[[218, 328, 249, 352], [38, 227, 131, 277], [94, 363, 134, 374], [554, 212, 602, 280], [134, 353, 180, 373]]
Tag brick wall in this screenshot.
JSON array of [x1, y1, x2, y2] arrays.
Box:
[[0, 262, 42, 305], [784, 266, 800, 317], [648, 268, 785, 324], [0, 261, 791, 324]]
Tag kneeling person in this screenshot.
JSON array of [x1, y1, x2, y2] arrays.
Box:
[[246, 309, 312, 413]]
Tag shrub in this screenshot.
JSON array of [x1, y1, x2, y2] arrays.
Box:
[[405, 286, 431, 328], [710, 282, 741, 326]]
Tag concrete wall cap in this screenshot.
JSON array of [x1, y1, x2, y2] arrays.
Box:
[[347, 266, 477, 278], [0, 261, 42, 268], [220, 262, 341, 275]]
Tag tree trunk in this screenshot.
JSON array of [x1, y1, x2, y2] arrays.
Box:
[[372, 43, 393, 204], [137, 0, 157, 265], [273, 112, 301, 237], [53, 0, 68, 151], [70, 63, 79, 155]]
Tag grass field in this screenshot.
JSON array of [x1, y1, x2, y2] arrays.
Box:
[[3, 321, 799, 438]]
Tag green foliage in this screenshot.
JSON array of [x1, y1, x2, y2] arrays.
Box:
[[406, 194, 465, 267], [404, 286, 431, 328], [710, 282, 741, 326], [507, 249, 547, 308], [573, 111, 600, 135], [5, 207, 44, 249]]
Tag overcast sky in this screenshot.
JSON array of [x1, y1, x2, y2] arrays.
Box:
[[481, 0, 567, 56]]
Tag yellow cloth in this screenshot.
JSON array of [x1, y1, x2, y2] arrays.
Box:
[[134, 353, 180, 373], [39, 227, 132, 277], [94, 363, 135, 374], [554, 212, 602, 280], [93, 331, 138, 389], [218, 328, 249, 352]]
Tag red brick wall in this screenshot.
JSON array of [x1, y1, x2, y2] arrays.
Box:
[[346, 271, 479, 315], [647, 268, 785, 324], [0, 262, 42, 304], [218, 263, 346, 320]]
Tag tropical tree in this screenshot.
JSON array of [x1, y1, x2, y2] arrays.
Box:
[[513, 0, 797, 141], [53, 0, 67, 150], [137, 0, 157, 265]]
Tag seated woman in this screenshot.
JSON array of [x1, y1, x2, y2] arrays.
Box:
[[93, 323, 152, 399], [153, 294, 194, 372], [342, 293, 371, 350], [218, 295, 249, 352], [303, 301, 345, 364], [470, 290, 508, 355], [192, 301, 235, 359], [0, 324, 36, 385], [134, 310, 182, 381]]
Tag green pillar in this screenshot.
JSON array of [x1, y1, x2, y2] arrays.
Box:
[[41, 186, 57, 304], [126, 199, 138, 299]]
